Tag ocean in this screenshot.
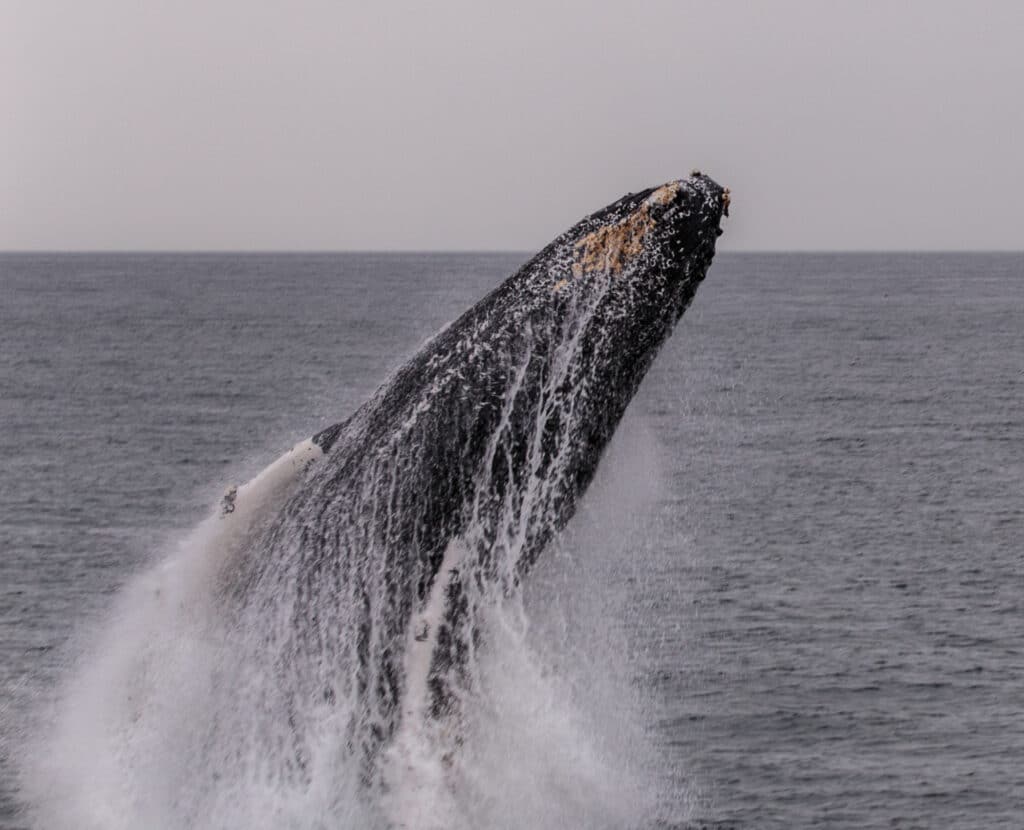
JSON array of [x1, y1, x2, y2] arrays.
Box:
[[0, 252, 1021, 828]]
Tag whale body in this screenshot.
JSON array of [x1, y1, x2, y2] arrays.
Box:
[[215, 173, 729, 793]]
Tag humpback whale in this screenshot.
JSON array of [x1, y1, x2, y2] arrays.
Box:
[[213, 172, 730, 795]]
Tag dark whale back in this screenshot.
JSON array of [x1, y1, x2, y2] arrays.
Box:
[[226, 173, 729, 785]]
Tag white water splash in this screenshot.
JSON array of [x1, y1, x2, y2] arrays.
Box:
[[16, 416, 685, 830]]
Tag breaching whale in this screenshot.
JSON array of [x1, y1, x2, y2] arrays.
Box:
[[213, 172, 730, 793]]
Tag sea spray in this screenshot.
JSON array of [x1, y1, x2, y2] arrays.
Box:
[[20, 420, 679, 830]]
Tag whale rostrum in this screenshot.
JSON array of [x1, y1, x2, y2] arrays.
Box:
[[213, 173, 729, 789]]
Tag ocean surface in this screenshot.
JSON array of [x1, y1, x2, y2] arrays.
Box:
[[0, 252, 1021, 829]]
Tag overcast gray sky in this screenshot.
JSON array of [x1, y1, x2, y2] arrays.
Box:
[[3, 1, 1022, 251]]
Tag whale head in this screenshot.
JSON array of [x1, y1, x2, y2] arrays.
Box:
[[489, 172, 729, 568], [528, 172, 728, 399]]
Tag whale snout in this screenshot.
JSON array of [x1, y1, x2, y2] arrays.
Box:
[[569, 173, 728, 282], [679, 171, 730, 223], [645, 172, 729, 254], [634, 173, 729, 249]]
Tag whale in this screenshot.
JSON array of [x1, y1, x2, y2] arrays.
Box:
[[210, 172, 730, 794]]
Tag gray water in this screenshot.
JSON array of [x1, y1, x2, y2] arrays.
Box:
[[1, 252, 1021, 828]]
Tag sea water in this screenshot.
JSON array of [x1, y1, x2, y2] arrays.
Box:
[[0, 252, 1021, 828]]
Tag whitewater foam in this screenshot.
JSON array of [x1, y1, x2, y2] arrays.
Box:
[[17, 418, 682, 830]]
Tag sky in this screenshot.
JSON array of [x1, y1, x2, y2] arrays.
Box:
[[3, 0, 1022, 251]]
